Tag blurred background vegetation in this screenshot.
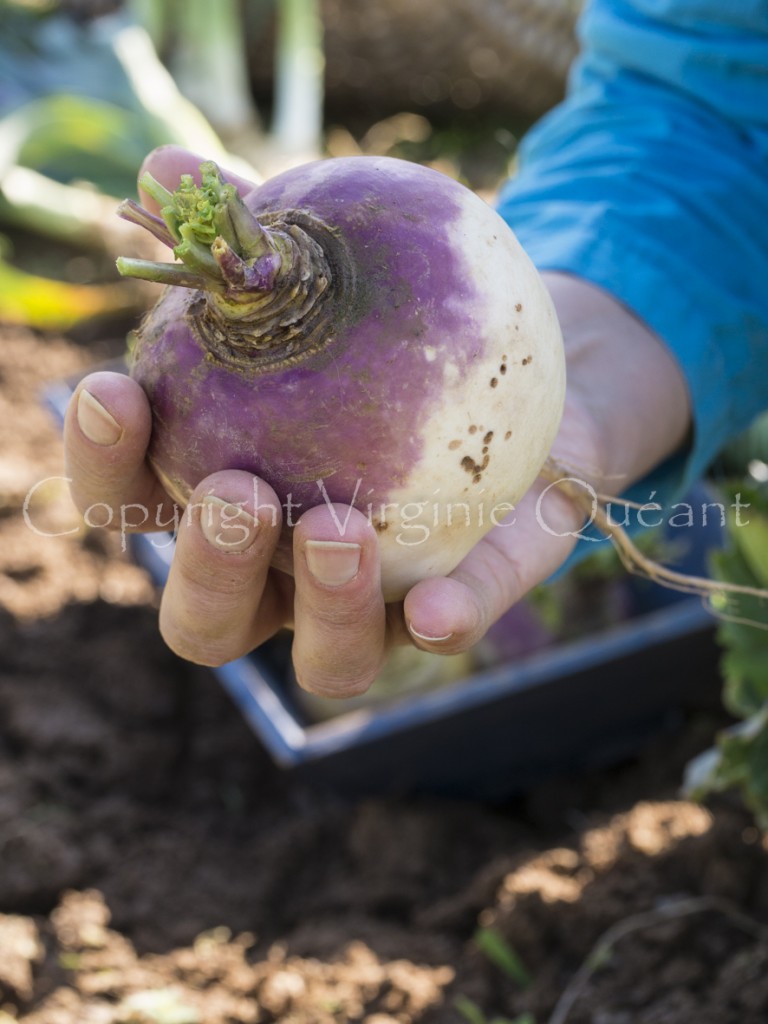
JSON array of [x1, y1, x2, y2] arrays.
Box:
[[0, 0, 581, 330]]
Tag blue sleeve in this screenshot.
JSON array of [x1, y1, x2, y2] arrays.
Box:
[[496, 0, 768, 512]]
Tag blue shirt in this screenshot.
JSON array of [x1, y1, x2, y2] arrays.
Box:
[[496, 0, 768, 512]]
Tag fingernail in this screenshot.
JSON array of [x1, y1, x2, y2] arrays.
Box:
[[77, 389, 123, 446], [408, 622, 454, 643], [305, 540, 361, 587], [200, 496, 258, 552]]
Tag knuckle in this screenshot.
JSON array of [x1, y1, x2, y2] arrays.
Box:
[[311, 602, 368, 632], [299, 580, 381, 631], [159, 616, 236, 668], [173, 547, 260, 599], [294, 665, 378, 700], [292, 646, 383, 699]]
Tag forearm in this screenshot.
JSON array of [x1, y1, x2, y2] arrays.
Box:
[[497, 2, 768, 497]]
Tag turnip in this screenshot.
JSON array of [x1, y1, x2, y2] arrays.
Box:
[[116, 156, 768, 613], [116, 156, 566, 600]]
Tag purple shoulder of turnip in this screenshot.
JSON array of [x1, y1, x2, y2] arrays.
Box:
[[116, 156, 566, 600]]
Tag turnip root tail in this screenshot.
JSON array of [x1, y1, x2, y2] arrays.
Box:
[[542, 456, 768, 621]]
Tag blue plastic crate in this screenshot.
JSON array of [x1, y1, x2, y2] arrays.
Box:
[[47, 367, 723, 800]]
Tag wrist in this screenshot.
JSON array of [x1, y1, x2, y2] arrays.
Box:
[[542, 271, 692, 492]]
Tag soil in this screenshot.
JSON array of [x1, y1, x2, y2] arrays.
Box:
[[1, 317, 767, 1024]]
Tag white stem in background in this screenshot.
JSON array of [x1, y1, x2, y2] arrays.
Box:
[[0, 166, 120, 246], [272, 0, 325, 159], [109, 22, 225, 153], [166, 0, 261, 137], [110, 18, 260, 180]]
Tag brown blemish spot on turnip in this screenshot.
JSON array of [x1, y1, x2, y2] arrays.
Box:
[[448, 439, 461, 450], [500, 363, 507, 375], [461, 453, 490, 480], [375, 520, 389, 532], [468, 425, 478, 435], [483, 430, 494, 445], [515, 303, 522, 312], [482, 446, 489, 455], [490, 377, 498, 388], [522, 355, 533, 366], [504, 430, 512, 440]]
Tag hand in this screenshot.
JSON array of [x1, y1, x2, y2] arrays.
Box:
[[64, 147, 691, 697]]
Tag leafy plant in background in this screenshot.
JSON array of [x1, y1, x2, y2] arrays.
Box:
[[0, 0, 325, 329], [454, 928, 534, 1024], [0, 237, 133, 328], [0, 0, 234, 327], [133, 0, 324, 162], [133, 0, 264, 149], [473, 926, 532, 990], [455, 996, 535, 1024], [684, 412, 768, 827], [0, 0, 229, 206]]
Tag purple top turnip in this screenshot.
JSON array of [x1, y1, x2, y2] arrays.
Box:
[[117, 156, 566, 600]]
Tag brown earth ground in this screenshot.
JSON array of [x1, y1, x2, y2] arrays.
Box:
[[1, 319, 767, 1024]]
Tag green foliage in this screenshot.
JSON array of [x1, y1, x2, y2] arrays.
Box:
[[1, 93, 174, 198], [454, 995, 534, 1024], [452, 930, 535, 1024], [0, 2, 140, 119], [684, 479, 768, 828], [716, 410, 768, 478], [0, 1, 224, 206], [473, 927, 532, 989], [0, 251, 133, 327], [0, 0, 226, 326], [686, 707, 768, 829]]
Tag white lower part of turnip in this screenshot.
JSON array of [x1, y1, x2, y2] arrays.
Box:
[[118, 156, 565, 599]]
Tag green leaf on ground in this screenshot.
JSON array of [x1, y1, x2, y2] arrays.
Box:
[[473, 927, 532, 988]]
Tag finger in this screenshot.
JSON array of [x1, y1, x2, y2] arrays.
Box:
[[403, 480, 583, 654], [291, 505, 387, 698], [138, 145, 258, 212], [64, 371, 175, 531], [159, 471, 288, 666]]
